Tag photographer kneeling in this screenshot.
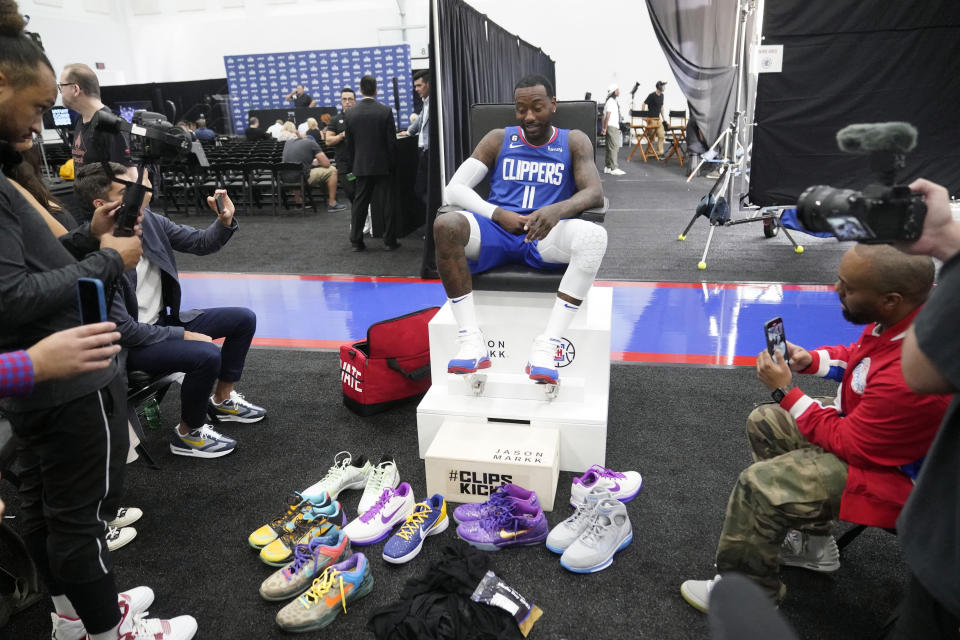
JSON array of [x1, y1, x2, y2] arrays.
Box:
[[75, 163, 266, 459], [680, 243, 951, 612]]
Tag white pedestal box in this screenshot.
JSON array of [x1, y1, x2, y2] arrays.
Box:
[[417, 286, 611, 472], [424, 420, 560, 511]]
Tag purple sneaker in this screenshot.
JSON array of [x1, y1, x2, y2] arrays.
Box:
[[571, 465, 643, 506], [456, 501, 548, 551], [452, 483, 540, 524]]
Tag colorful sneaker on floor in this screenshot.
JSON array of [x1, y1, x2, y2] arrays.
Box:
[[260, 528, 351, 601], [383, 494, 449, 564], [452, 483, 540, 524], [105, 525, 137, 552], [115, 597, 198, 639], [51, 586, 156, 640], [208, 390, 266, 423], [559, 497, 633, 573], [108, 506, 143, 528], [545, 487, 611, 554], [302, 451, 372, 503], [260, 500, 346, 566], [169, 424, 236, 459], [525, 334, 561, 384], [570, 464, 643, 506], [343, 482, 415, 545], [357, 455, 400, 515], [456, 501, 548, 551], [447, 328, 491, 374], [248, 492, 329, 549], [780, 529, 840, 573], [275, 553, 375, 633]]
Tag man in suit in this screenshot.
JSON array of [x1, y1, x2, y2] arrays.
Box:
[[345, 75, 399, 251], [74, 163, 267, 460]]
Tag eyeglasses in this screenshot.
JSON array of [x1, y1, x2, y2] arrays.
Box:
[[57, 82, 78, 92]]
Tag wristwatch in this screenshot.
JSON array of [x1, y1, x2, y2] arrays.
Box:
[[771, 386, 790, 403]]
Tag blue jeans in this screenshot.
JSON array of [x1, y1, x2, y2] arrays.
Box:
[[126, 307, 256, 428]]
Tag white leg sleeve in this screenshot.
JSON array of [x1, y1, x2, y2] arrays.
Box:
[[451, 209, 482, 261], [537, 219, 607, 301]]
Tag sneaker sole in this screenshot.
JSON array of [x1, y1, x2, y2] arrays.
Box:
[[560, 531, 632, 573], [210, 413, 266, 424], [277, 572, 374, 633], [680, 582, 709, 613], [106, 529, 137, 552], [383, 516, 448, 564], [169, 444, 236, 458]]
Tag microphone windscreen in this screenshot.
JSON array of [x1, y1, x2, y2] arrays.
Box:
[[836, 122, 917, 154]]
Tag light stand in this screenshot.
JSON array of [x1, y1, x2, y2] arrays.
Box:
[[675, 0, 801, 270]]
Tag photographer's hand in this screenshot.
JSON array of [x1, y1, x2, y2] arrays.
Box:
[[27, 323, 122, 382], [100, 234, 142, 270], [89, 200, 121, 238], [785, 341, 812, 372], [206, 189, 236, 227], [899, 179, 960, 263], [757, 350, 792, 391]]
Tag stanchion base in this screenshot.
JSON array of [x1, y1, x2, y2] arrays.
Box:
[[697, 261, 707, 270]]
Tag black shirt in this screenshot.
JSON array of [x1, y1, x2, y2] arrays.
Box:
[[245, 126, 268, 141], [644, 91, 664, 117], [71, 107, 131, 167], [898, 252, 960, 617], [291, 93, 313, 107], [327, 111, 350, 170]]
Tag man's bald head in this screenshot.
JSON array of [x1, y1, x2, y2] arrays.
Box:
[[852, 244, 935, 303], [835, 244, 935, 327]]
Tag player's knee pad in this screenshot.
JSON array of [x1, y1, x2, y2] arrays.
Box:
[[568, 222, 607, 274]]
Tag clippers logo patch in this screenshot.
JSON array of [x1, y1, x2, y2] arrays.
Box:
[[850, 357, 870, 395], [555, 337, 576, 368]]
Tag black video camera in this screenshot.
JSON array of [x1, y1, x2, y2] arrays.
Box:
[[795, 122, 926, 243]]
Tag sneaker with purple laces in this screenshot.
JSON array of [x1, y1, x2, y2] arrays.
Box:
[[452, 483, 540, 524], [570, 464, 643, 506], [456, 501, 548, 551], [342, 482, 415, 545]]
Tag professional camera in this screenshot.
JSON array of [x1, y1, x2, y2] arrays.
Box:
[[93, 110, 209, 236], [795, 122, 926, 243]]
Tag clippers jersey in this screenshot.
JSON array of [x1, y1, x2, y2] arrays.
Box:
[[488, 126, 575, 215]]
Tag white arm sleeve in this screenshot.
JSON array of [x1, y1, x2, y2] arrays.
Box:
[[443, 157, 497, 218]]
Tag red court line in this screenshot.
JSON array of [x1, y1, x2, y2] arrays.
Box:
[[179, 272, 427, 284], [251, 337, 352, 349]]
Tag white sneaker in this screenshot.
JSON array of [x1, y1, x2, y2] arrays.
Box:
[[680, 574, 721, 613], [116, 598, 197, 640], [343, 482, 416, 545], [108, 507, 143, 528], [357, 455, 400, 515], [780, 530, 840, 573], [545, 487, 611, 554], [301, 451, 372, 503], [571, 464, 643, 506], [51, 586, 155, 640], [447, 328, 490, 374], [559, 498, 633, 573], [105, 526, 137, 552], [525, 334, 561, 384], [603, 167, 612, 174], [610, 168, 626, 176]]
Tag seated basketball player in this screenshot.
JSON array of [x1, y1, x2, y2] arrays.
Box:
[[433, 74, 606, 386]]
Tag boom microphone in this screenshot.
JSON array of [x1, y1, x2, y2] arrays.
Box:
[[836, 122, 918, 155]]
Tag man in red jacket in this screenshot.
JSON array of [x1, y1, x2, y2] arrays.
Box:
[[680, 243, 951, 612]]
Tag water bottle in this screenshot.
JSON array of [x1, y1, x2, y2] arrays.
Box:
[[142, 397, 163, 430]]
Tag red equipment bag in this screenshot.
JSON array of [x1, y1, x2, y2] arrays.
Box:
[[339, 306, 440, 416]]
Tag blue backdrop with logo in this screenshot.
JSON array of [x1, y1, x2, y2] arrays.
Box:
[[224, 44, 413, 134]]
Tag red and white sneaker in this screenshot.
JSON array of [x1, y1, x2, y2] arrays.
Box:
[[115, 597, 197, 640], [51, 587, 155, 640]]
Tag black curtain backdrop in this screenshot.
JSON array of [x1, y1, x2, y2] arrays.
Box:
[[750, 1, 960, 205]]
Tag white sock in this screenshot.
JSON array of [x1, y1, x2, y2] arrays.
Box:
[[544, 297, 579, 339], [449, 292, 479, 332], [51, 594, 78, 618], [91, 624, 120, 640]]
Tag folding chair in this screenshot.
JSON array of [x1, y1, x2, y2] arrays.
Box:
[[244, 161, 278, 215], [663, 110, 687, 166], [627, 109, 662, 162], [275, 162, 315, 215]]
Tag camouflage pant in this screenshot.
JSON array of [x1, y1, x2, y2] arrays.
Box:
[[715, 399, 848, 602]]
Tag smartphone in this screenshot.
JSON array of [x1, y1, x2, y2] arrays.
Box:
[[214, 192, 224, 215], [764, 316, 788, 364], [77, 278, 107, 324]]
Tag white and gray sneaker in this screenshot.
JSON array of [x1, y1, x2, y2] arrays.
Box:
[[780, 529, 840, 573], [559, 498, 632, 573], [169, 424, 236, 458], [108, 506, 143, 528], [105, 526, 137, 552], [680, 574, 721, 613], [545, 487, 611, 554], [51, 586, 155, 640], [301, 451, 372, 503], [357, 455, 400, 515], [208, 390, 266, 423]]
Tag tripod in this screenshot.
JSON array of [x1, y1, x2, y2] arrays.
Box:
[[675, 0, 803, 269]]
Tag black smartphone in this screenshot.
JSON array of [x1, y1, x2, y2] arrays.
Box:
[[764, 317, 788, 364], [77, 278, 107, 324], [214, 192, 224, 215]]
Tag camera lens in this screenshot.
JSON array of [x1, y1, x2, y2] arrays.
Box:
[[797, 185, 860, 232]]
